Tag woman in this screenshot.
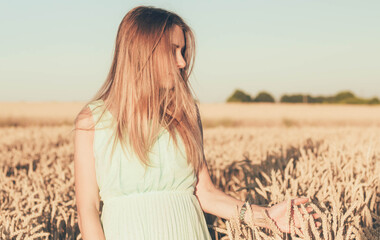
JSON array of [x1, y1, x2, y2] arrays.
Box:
[[73, 5, 318, 239]]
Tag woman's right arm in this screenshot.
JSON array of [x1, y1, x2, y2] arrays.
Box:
[[74, 107, 106, 240]]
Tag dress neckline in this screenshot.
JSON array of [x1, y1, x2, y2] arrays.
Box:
[[97, 99, 179, 137], [98, 99, 181, 125], [98, 99, 116, 120]]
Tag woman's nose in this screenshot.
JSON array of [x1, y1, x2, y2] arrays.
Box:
[[177, 54, 186, 69]]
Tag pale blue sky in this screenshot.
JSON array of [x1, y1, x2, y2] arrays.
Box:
[[1, 0, 379, 103]]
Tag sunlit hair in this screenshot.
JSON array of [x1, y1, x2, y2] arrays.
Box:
[[73, 5, 205, 176]]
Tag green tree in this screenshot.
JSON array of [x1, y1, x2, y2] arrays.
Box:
[[280, 94, 304, 103], [368, 97, 380, 104], [253, 91, 275, 102], [226, 89, 252, 102], [334, 91, 356, 103], [307, 95, 325, 103], [340, 97, 367, 104]]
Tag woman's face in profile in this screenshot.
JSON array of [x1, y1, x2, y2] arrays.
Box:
[[161, 25, 186, 90]]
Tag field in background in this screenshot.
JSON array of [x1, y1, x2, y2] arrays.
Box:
[[1, 101, 379, 128], [0, 102, 379, 239]]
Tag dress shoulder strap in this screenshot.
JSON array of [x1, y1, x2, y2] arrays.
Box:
[[87, 99, 109, 129]]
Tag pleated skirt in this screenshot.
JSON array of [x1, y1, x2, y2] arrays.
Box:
[[100, 190, 212, 240]]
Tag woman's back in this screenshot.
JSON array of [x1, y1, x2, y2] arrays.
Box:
[[88, 99, 211, 239]]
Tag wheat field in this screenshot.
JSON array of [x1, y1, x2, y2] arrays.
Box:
[[0, 102, 379, 239]]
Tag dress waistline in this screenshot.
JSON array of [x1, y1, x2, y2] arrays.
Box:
[[102, 190, 195, 203]]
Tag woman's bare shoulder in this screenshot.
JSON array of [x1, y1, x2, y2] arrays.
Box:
[[75, 106, 95, 130]]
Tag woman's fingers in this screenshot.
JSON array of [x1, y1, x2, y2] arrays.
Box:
[[293, 213, 322, 233], [293, 216, 321, 231], [299, 206, 313, 214], [312, 212, 320, 219], [292, 202, 322, 227], [283, 198, 323, 235], [293, 197, 309, 205], [296, 205, 321, 219]]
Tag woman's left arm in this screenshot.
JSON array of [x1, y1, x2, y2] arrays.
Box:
[[193, 103, 268, 227], [194, 157, 320, 233], [194, 161, 268, 228], [192, 104, 318, 232]]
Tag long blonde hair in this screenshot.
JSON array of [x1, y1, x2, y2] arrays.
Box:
[[73, 6, 205, 176]]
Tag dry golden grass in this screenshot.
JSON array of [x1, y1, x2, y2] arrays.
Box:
[[0, 102, 379, 239], [204, 126, 380, 239]]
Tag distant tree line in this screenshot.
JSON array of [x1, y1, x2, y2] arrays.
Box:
[[226, 89, 380, 104]]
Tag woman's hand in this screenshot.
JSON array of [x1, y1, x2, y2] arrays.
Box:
[[266, 198, 321, 233]]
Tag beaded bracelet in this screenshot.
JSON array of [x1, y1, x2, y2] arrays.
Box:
[[239, 201, 250, 223]]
